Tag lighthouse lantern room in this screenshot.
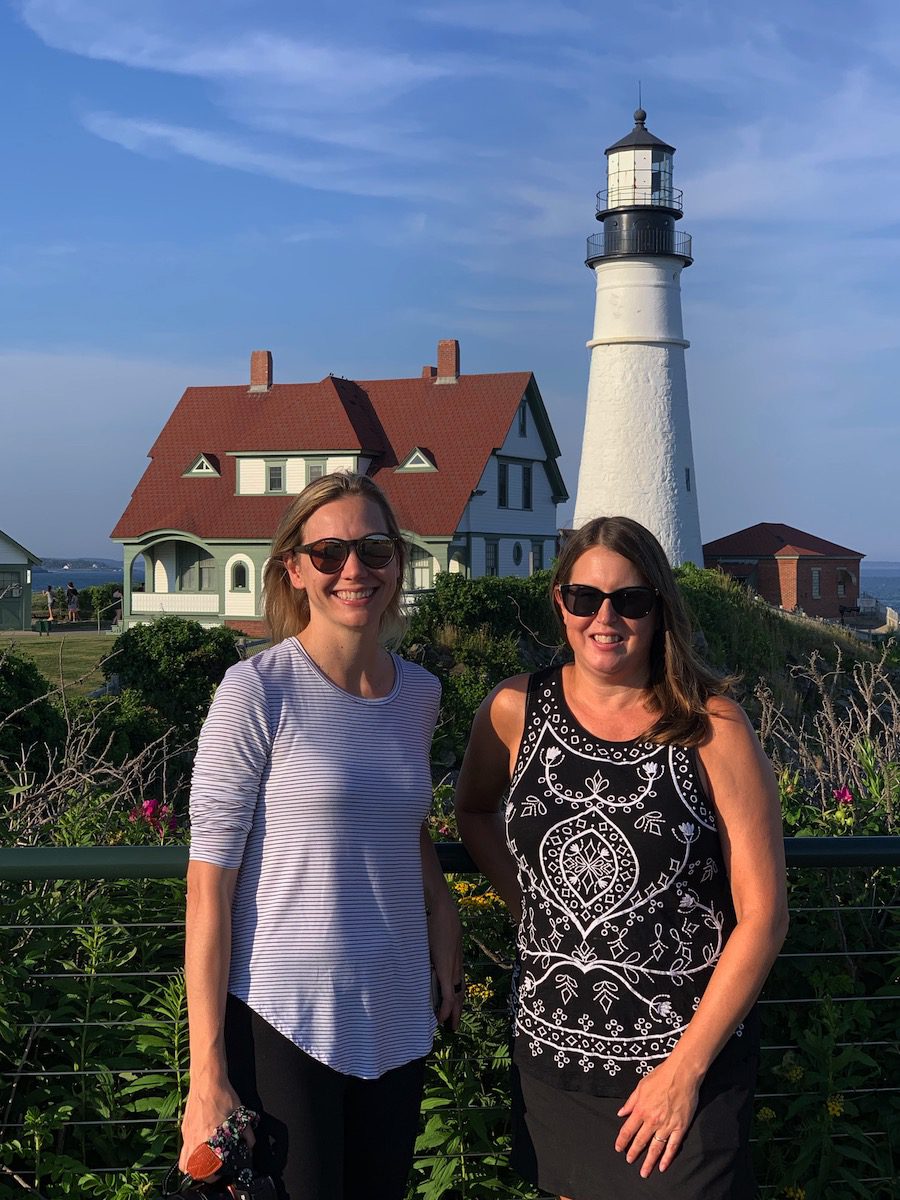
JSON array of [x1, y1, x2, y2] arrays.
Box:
[[573, 108, 703, 565]]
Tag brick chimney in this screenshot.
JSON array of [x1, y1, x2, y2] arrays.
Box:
[[422, 365, 437, 379], [249, 350, 273, 392], [435, 339, 459, 384]]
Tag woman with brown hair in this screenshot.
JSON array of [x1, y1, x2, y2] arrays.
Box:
[[456, 515, 787, 1200], [180, 472, 462, 1199]]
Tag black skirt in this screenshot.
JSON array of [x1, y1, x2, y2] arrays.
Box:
[[511, 1052, 758, 1200]]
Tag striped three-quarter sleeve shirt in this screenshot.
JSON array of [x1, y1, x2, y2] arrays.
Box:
[[189, 637, 441, 1078]]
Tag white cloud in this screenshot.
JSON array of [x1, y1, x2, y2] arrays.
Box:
[[81, 111, 456, 201], [415, 1, 588, 36]]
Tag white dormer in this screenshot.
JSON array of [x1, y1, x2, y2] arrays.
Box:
[[184, 454, 220, 477], [396, 447, 437, 472]]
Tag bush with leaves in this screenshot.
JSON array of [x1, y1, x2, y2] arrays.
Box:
[[105, 617, 244, 739], [0, 645, 65, 769]]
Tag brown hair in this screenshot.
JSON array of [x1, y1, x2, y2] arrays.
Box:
[[262, 473, 408, 646], [550, 516, 732, 746]]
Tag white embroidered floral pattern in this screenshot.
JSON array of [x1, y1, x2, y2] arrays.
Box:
[[508, 669, 743, 1092]]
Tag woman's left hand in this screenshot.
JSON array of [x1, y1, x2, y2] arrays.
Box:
[[427, 892, 464, 1032], [615, 1057, 702, 1177]]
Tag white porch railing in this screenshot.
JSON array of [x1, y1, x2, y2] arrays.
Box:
[[131, 593, 219, 614]]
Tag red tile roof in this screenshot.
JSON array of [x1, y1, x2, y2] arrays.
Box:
[[112, 369, 557, 540], [703, 523, 864, 560]]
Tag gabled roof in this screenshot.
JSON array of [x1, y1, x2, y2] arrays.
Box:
[[704, 523, 864, 560], [0, 529, 41, 565], [112, 362, 567, 541]]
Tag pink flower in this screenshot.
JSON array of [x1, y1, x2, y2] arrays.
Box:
[[832, 786, 853, 806]]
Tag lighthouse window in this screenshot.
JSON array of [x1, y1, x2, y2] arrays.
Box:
[[685, 467, 691, 493]]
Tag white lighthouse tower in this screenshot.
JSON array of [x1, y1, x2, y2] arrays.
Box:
[[572, 108, 703, 566]]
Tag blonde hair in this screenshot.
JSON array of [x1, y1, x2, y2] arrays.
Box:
[[551, 516, 732, 747], [263, 473, 408, 646]]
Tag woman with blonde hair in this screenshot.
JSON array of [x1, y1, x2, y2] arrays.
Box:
[[456, 515, 787, 1200], [181, 472, 462, 1199]]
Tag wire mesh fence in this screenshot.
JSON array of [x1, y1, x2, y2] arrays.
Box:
[[0, 841, 897, 1199]]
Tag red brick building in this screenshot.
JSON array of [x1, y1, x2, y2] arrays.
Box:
[[703, 523, 864, 620]]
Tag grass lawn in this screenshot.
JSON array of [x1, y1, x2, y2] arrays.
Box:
[[0, 632, 118, 696]]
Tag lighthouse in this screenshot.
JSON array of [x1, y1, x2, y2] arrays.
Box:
[[572, 108, 703, 566]]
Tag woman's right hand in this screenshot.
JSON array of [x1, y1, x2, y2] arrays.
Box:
[[178, 1078, 253, 1177]]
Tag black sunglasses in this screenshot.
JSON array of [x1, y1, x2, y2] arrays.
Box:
[[558, 584, 658, 619], [293, 535, 398, 575]]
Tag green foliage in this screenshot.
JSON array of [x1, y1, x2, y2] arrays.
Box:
[[0, 872, 188, 1197], [407, 570, 559, 648], [404, 573, 562, 767], [78, 583, 123, 622], [676, 564, 876, 710], [0, 644, 65, 767], [79, 688, 173, 765], [106, 616, 243, 738]]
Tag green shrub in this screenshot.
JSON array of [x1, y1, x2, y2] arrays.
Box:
[[406, 571, 559, 648], [79, 583, 123, 622], [0, 645, 65, 769], [105, 617, 243, 739]]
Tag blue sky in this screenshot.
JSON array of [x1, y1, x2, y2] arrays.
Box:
[[1, 0, 899, 560]]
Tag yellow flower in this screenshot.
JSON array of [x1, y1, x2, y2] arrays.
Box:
[[466, 980, 495, 1005], [785, 1064, 805, 1083], [756, 1106, 776, 1122], [783, 1187, 806, 1200], [826, 1094, 844, 1118]]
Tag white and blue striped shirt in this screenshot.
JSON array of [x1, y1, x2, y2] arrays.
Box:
[[189, 637, 441, 1078]]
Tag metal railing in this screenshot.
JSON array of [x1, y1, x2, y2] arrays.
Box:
[[586, 229, 693, 264], [596, 187, 684, 215], [1, 839, 897, 1198]]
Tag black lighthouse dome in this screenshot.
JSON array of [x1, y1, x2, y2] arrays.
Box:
[[586, 108, 692, 267]]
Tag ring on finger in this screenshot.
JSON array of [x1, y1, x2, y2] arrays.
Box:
[[652, 1133, 668, 1143]]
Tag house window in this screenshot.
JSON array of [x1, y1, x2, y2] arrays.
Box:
[[522, 464, 532, 511], [177, 545, 216, 592], [513, 542, 523, 566], [498, 463, 509, 508], [485, 541, 499, 577], [518, 398, 527, 436], [231, 562, 249, 591], [811, 568, 821, 600], [532, 542, 544, 573], [266, 462, 285, 493], [406, 545, 433, 591], [306, 459, 326, 484]]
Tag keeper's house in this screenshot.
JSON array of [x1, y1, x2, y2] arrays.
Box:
[[111, 340, 568, 636], [703, 523, 863, 620], [0, 529, 40, 631]]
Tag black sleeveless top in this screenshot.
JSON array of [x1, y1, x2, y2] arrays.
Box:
[[506, 667, 757, 1097]]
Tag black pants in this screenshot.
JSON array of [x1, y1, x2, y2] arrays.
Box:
[[224, 994, 425, 1200]]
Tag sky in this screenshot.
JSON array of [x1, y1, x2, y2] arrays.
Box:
[[1, 0, 899, 561]]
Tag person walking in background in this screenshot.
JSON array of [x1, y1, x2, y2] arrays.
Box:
[[112, 587, 123, 625], [65, 581, 79, 622], [180, 472, 463, 1200], [456, 515, 788, 1200], [45, 585, 55, 623]]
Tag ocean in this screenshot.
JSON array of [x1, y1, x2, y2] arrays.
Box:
[[32, 566, 143, 592], [860, 570, 900, 612]]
